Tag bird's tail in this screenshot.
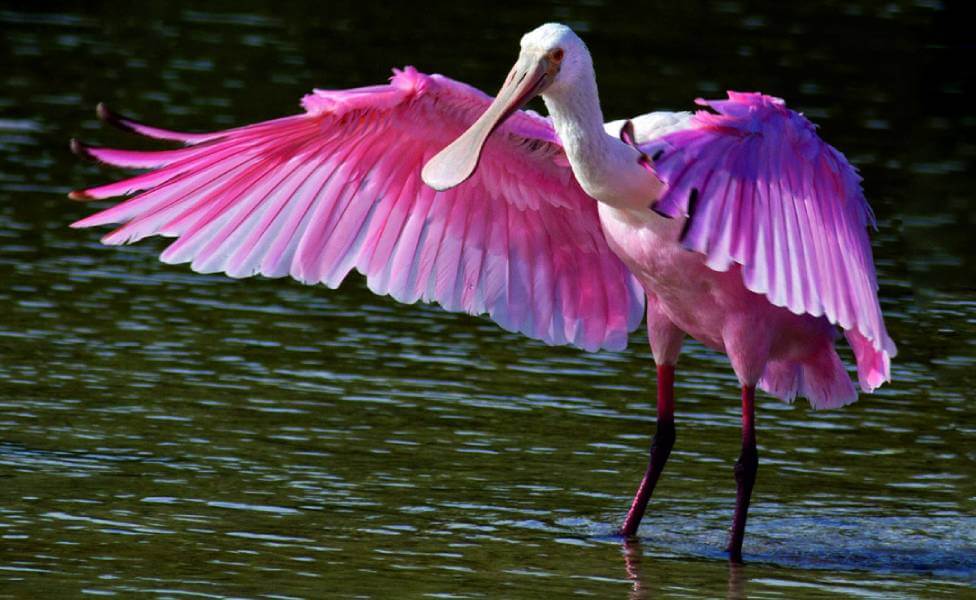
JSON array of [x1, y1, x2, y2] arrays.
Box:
[[759, 349, 858, 410]]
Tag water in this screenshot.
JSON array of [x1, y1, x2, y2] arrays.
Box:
[[1, 1, 974, 597]]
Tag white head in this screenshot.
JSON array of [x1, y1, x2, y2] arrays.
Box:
[[422, 23, 593, 191], [518, 23, 592, 96]]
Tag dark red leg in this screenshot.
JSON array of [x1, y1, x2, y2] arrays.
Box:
[[619, 364, 676, 537], [727, 385, 758, 563]]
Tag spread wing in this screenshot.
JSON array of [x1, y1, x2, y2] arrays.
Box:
[[69, 67, 644, 352], [641, 92, 895, 390]]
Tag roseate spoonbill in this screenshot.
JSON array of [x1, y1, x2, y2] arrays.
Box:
[[68, 23, 895, 562]]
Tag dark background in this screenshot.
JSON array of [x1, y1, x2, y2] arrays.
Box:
[[1, 2, 974, 597]]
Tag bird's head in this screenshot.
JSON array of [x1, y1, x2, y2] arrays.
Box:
[[518, 23, 592, 96], [422, 23, 591, 191]]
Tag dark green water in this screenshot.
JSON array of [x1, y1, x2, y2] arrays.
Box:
[[2, 1, 975, 598]]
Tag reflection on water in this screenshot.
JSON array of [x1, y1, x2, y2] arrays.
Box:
[[1, 1, 975, 598]]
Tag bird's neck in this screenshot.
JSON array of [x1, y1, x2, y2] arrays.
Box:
[[543, 74, 662, 211], [543, 76, 610, 175]]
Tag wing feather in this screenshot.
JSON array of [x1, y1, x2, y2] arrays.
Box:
[[70, 69, 644, 351], [648, 92, 895, 390]]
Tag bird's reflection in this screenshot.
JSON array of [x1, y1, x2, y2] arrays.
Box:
[[621, 539, 748, 600], [621, 538, 645, 599], [726, 562, 746, 600]]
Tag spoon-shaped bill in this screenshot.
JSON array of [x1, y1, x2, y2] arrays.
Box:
[[422, 53, 551, 191]]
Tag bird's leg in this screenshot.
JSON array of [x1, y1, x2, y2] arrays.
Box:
[[619, 363, 676, 537], [727, 385, 758, 563]]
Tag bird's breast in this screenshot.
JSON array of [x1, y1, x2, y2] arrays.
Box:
[[597, 204, 834, 362], [597, 204, 739, 351]]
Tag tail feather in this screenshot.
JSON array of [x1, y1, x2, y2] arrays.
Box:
[[759, 349, 858, 410]]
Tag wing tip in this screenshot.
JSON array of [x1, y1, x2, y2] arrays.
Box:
[[96, 102, 137, 134], [67, 189, 94, 201], [845, 328, 895, 393], [69, 138, 97, 162]]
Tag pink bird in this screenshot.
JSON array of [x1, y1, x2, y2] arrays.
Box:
[[68, 23, 895, 562]]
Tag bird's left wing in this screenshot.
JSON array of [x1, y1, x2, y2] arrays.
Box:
[[636, 93, 895, 390], [69, 67, 644, 352]]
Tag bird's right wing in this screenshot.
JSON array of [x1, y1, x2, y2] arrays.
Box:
[[69, 67, 645, 352]]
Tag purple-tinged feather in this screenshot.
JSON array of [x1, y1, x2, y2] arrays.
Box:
[[646, 91, 895, 390]]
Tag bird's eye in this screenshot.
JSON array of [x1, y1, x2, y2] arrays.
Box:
[[550, 48, 564, 63]]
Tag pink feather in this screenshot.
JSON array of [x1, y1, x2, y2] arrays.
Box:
[[70, 68, 644, 353], [645, 91, 896, 391]]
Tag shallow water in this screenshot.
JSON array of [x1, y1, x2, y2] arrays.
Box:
[[1, 1, 975, 598]]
